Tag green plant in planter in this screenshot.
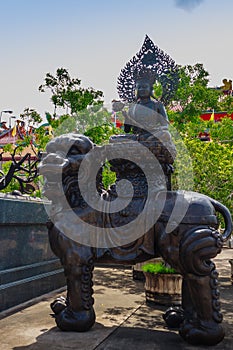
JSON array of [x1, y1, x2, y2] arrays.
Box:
[[142, 261, 182, 306], [142, 261, 177, 274]]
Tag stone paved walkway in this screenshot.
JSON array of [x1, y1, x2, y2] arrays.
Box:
[[0, 247, 232, 350]]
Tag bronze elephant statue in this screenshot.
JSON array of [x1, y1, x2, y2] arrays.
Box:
[[39, 133, 232, 346]]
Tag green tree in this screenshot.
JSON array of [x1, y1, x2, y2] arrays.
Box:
[[218, 95, 233, 113], [168, 63, 221, 127], [76, 104, 112, 134], [153, 81, 163, 99], [84, 123, 122, 145], [39, 68, 103, 115], [42, 104, 116, 139], [171, 121, 233, 222], [167, 62, 233, 220], [20, 107, 43, 126], [208, 117, 233, 143]]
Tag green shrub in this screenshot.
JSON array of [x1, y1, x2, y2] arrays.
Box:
[[84, 123, 122, 145], [142, 262, 177, 274], [0, 161, 20, 193], [102, 162, 116, 190], [171, 121, 233, 223]]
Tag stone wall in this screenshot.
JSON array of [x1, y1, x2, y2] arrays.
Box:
[[0, 194, 65, 312]]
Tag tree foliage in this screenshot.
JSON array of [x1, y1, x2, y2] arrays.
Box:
[[168, 63, 222, 125], [84, 123, 122, 145], [208, 117, 233, 143], [75, 104, 112, 134], [172, 123, 233, 222], [1, 62, 232, 212], [39, 68, 103, 115], [217, 95, 233, 113], [20, 107, 43, 126], [166, 62, 233, 221]]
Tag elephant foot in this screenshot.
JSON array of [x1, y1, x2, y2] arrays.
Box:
[[50, 296, 67, 315], [179, 319, 225, 346], [55, 306, 96, 332]]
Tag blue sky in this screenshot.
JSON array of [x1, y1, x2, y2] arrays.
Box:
[[0, 0, 232, 122]]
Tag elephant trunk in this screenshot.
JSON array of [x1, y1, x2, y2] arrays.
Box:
[[209, 198, 233, 241]]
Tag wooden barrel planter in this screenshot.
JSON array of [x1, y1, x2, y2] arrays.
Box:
[[142, 262, 182, 306], [144, 272, 182, 305]]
